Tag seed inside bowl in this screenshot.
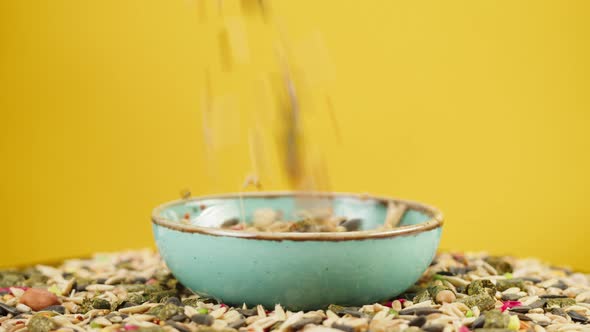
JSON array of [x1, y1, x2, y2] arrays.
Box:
[[218, 202, 407, 233], [220, 208, 358, 233]]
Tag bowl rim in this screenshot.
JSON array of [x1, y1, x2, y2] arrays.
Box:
[[151, 191, 443, 241]]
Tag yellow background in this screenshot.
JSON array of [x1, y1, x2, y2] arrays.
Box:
[[1, 1, 589, 270]]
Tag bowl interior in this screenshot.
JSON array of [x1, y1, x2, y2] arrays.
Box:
[[157, 193, 432, 231]]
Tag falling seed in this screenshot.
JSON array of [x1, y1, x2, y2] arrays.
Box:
[[240, 0, 265, 18], [224, 17, 250, 64], [280, 64, 304, 190], [180, 189, 191, 200], [325, 95, 341, 143], [247, 128, 264, 189], [240, 0, 257, 14], [197, 0, 207, 22], [242, 174, 262, 190], [217, 0, 223, 15], [218, 28, 232, 71], [202, 69, 214, 149]]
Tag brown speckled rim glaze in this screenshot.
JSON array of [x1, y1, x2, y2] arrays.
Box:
[[151, 192, 443, 241]]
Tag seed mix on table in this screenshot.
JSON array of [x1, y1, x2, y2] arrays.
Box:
[[1, 250, 589, 332]]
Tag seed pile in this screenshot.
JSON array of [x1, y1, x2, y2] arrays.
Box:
[[216, 208, 362, 233], [1, 250, 589, 332], [207, 202, 406, 233]]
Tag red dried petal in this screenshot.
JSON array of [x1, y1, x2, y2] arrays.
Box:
[[459, 326, 470, 332], [501, 300, 522, 312]]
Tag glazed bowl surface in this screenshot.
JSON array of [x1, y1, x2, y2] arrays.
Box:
[[152, 192, 443, 310]]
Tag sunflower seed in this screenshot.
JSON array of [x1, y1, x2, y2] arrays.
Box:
[[567, 311, 588, 324], [332, 323, 356, 332], [227, 317, 246, 329], [471, 315, 485, 329], [191, 314, 215, 326], [509, 306, 531, 314], [399, 308, 442, 316], [539, 295, 567, 299], [290, 316, 323, 330], [409, 316, 426, 327]]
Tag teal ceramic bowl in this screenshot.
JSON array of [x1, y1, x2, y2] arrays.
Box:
[[151, 192, 443, 311]]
